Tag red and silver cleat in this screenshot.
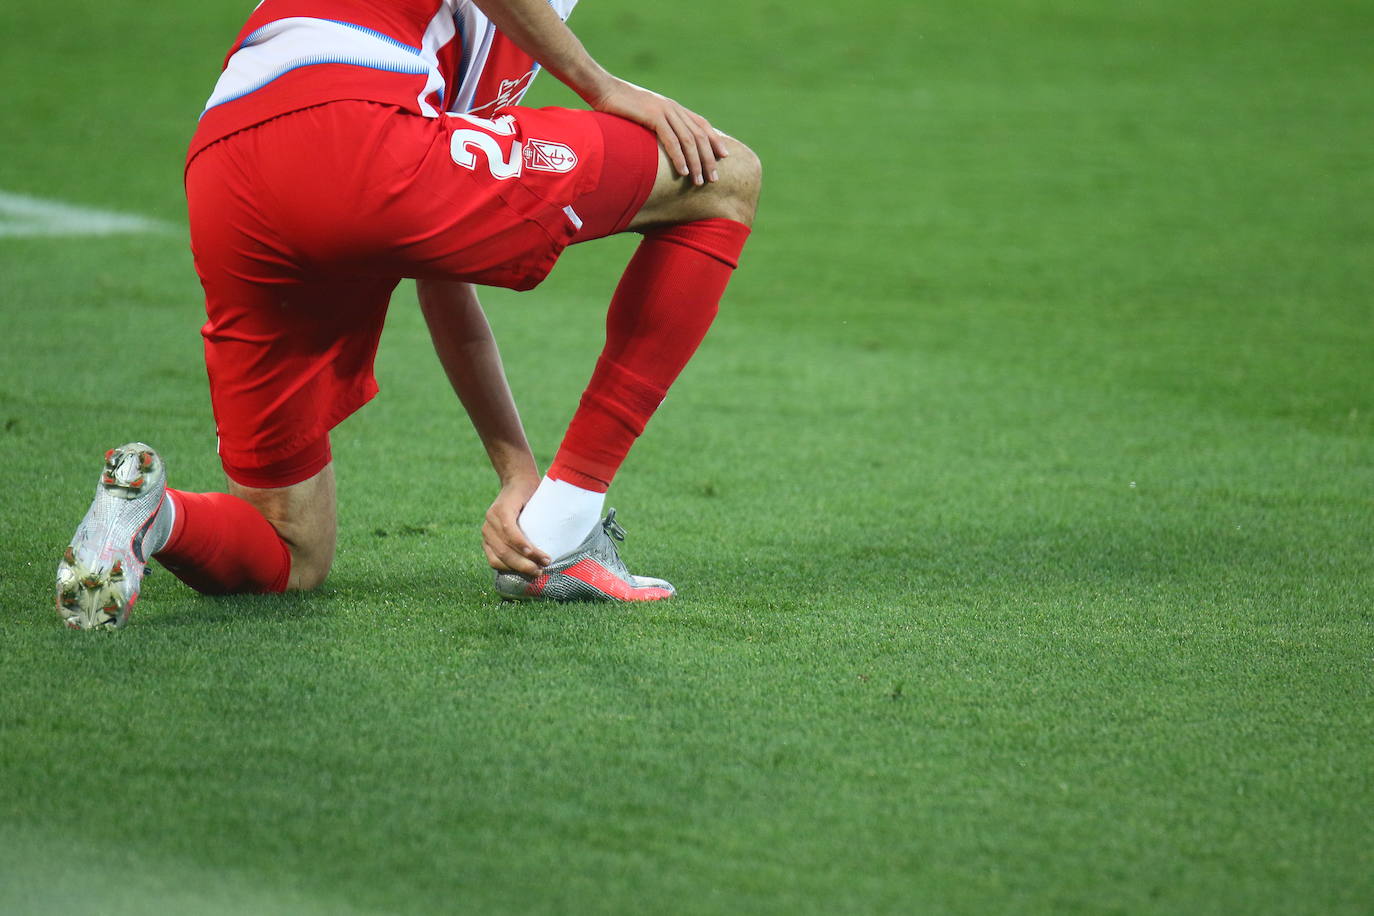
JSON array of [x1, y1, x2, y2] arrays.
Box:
[[56, 443, 167, 630], [494, 509, 675, 602]]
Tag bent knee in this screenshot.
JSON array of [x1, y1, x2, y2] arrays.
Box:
[[726, 138, 762, 192], [713, 138, 762, 226], [633, 137, 763, 231], [286, 554, 332, 591], [228, 462, 337, 593]]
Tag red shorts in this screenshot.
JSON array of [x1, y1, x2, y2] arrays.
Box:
[[185, 101, 658, 487]]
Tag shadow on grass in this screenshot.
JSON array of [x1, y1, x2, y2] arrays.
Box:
[[148, 587, 336, 628]]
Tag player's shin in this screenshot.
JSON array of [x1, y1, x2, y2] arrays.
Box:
[[519, 217, 751, 563]]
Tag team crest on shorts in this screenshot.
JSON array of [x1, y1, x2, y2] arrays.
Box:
[[524, 139, 578, 173]]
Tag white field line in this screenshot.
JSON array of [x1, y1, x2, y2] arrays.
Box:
[[0, 190, 175, 238]]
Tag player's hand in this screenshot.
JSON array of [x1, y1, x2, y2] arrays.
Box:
[[482, 474, 550, 576], [587, 76, 729, 186]]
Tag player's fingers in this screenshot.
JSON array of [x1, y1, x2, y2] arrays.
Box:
[[481, 515, 515, 565], [492, 504, 548, 566], [483, 524, 543, 576], [682, 108, 720, 183], [667, 108, 708, 185], [688, 110, 730, 167], [481, 532, 515, 572], [654, 120, 690, 180], [693, 124, 719, 184], [502, 550, 543, 577], [488, 504, 549, 568], [706, 124, 731, 162], [667, 108, 706, 185], [502, 525, 549, 569]]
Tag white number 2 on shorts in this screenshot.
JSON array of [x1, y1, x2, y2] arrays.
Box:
[[448, 113, 522, 180]]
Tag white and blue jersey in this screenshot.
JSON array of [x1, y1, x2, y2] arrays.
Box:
[[192, 0, 577, 162]]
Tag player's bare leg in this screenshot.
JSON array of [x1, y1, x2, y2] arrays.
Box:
[[226, 464, 337, 591], [500, 135, 761, 602], [629, 136, 762, 231]]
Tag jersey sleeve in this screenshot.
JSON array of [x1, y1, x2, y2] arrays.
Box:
[[448, 0, 579, 117]]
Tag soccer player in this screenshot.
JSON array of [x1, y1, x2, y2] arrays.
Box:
[[55, 0, 760, 628]]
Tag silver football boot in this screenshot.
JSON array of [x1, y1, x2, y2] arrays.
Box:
[[494, 509, 676, 602], [56, 443, 169, 629]]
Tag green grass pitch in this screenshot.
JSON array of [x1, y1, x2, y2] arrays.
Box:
[[2, 0, 1371, 912]]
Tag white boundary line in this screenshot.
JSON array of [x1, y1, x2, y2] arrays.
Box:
[[0, 190, 175, 238]]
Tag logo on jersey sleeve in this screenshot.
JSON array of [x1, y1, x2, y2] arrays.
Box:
[[523, 139, 578, 173], [469, 73, 539, 119]]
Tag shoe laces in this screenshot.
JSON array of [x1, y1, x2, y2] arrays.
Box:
[[601, 509, 626, 542]]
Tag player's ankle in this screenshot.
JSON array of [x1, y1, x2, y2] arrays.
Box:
[[518, 476, 605, 560]]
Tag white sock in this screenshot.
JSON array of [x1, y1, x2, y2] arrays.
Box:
[[518, 476, 605, 561], [145, 489, 177, 557]]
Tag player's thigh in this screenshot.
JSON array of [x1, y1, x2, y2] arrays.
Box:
[[227, 462, 337, 591], [201, 277, 394, 473], [626, 135, 762, 232], [395, 106, 616, 289], [190, 128, 398, 484]]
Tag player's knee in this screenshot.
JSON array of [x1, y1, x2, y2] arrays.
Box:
[[714, 139, 761, 226], [286, 550, 333, 591], [228, 475, 337, 592], [633, 138, 762, 231], [277, 517, 336, 591]]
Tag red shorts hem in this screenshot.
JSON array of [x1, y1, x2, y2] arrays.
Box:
[[221, 433, 333, 489], [569, 112, 658, 242]]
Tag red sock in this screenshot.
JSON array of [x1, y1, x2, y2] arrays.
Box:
[[156, 490, 292, 594], [548, 218, 751, 492]]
